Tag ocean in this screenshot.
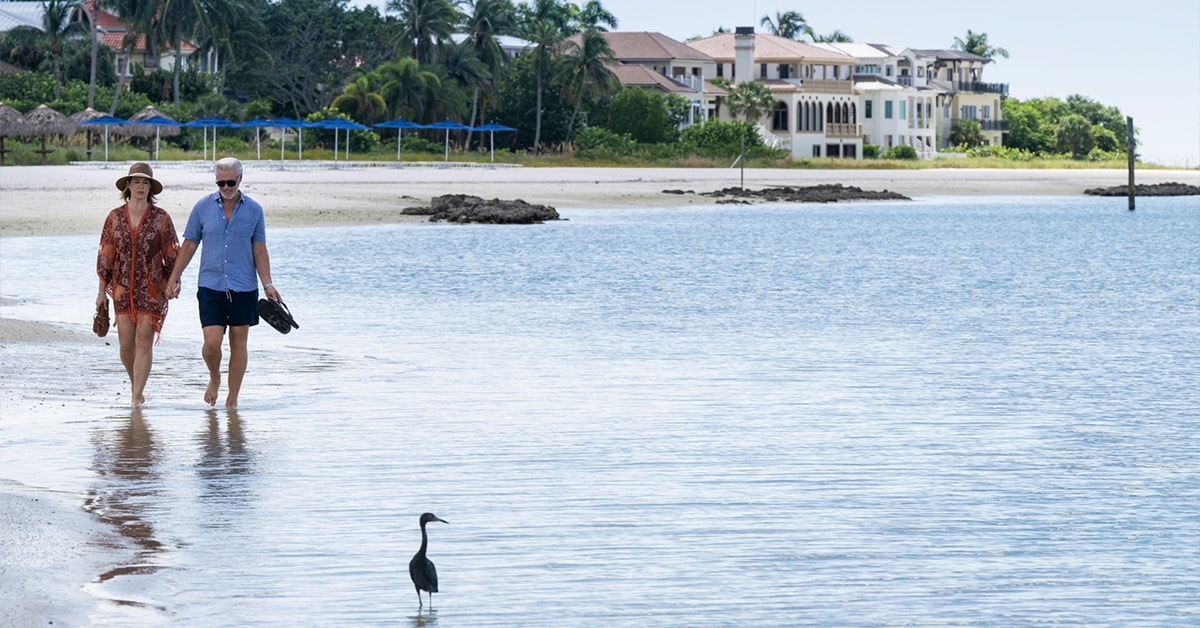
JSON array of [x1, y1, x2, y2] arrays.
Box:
[[1, 195, 1198, 625]]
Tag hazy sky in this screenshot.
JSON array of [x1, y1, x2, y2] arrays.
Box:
[[354, 0, 1199, 166]]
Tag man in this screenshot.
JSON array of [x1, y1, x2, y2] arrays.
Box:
[[167, 157, 281, 408]]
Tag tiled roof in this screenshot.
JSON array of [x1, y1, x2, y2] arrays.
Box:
[[599, 32, 714, 62], [910, 49, 988, 63], [687, 32, 853, 64], [610, 64, 698, 93]]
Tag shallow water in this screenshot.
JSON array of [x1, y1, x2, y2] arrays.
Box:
[[2, 196, 1198, 625]]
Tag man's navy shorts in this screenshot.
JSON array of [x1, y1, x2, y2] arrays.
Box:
[[198, 287, 259, 328]]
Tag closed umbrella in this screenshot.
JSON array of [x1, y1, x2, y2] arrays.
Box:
[[472, 122, 516, 163], [425, 119, 471, 162], [241, 117, 273, 160], [374, 118, 424, 162]]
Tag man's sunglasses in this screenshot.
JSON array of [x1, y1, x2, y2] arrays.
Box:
[[216, 179, 239, 188]]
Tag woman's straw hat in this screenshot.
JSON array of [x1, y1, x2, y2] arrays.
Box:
[[115, 162, 163, 195]]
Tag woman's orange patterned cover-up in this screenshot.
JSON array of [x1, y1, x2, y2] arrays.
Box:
[[97, 204, 179, 336]]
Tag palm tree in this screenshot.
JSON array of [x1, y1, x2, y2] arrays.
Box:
[[518, 0, 572, 152], [462, 0, 517, 141], [759, 10, 807, 40], [332, 75, 388, 124], [811, 30, 853, 43], [39, 0, 86, 100], [572, 0, 617, 32], [158, 0, 222, 107], [440, 40, 490, 139], [952, 29, 1009, 61], [84, 0, 99, 108], [104, 0, 157, 115], [727, 80, 775, 123], [378, 58, 443, 121], [557, 28, 617, 139], [387, 0, 461, 65]]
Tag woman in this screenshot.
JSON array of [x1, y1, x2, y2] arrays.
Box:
[[97, 162, 179, 408]]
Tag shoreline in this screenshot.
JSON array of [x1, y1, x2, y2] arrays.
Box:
[[2, 164, 1197, 237]]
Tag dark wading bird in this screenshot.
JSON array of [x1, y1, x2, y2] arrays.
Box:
[[409, 512, 449, 609]]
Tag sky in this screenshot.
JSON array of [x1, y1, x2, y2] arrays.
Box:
[[352, 0, 1200, 166]]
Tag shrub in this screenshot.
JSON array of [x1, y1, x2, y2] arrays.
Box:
[[884, 145, 918, 160], [575, 126, 636, 159], [863, 144, 880, 158]]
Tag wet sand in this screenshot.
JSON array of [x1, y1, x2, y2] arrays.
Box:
[[1, 162, 1198, 621]]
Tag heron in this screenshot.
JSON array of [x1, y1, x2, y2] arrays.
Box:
[[409, 512, 448, 609]]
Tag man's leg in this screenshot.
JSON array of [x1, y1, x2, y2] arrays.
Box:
[[202, 325, 226, 406], [225, 325, 249, 409]]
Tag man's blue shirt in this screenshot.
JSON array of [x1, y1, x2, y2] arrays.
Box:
[[183, 191, 266, 292]]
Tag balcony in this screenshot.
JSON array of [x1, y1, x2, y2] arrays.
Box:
[[951, 118, 1009, 132], [826, 123, 862, 138], [799, 79, 854, 94], [957, 81, 1008, 95]]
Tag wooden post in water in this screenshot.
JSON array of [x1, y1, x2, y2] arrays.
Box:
[[1126, 116, 1135, 210]]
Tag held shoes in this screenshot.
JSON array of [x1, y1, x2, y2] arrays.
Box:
[[258, 298, 300, 334]]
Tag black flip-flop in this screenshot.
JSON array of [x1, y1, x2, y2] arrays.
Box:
[[258, 298, 300, 334]]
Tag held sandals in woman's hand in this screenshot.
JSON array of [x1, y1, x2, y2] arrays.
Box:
[[258, 298, 299, 334], [93, 300, 110, 337]]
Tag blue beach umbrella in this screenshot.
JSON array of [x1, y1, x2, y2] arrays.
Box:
[[240, 117, 274, 160], [374, 118, 424, 161], [313, 117, 369, 162], [78, 114, 127, 162], [184, 116, 238, 161], [129, 114, 183, 161], [472, 122, 516, 163], [425, 119, 471, 162], [267, 118, 308, 161]]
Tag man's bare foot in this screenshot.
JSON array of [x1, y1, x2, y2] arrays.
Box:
[[204, 376, 220, 406]]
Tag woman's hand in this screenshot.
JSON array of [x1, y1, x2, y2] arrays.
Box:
[[96, 291, 107, 309]]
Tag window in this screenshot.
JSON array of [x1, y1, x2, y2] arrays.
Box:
[[761, 63, 768, 79], [982, 105, 991, 119], [884, 101, 893, 119], [813, 145, 821, 157], [716, 63, 723, 78], [778, 64, 789, 79], [899, 101, 906, 120], [865, 100, 873, 119], [772, 102, 789, 131], [918, 67, 924, 77]]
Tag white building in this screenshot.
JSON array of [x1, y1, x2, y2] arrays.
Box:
[[687, 27, 863, 159], [909, 48, 1008, 149], [814, 43, 938, 158]]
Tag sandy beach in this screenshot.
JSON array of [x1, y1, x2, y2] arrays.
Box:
[[2, 163, 1196, 237], [1, 162, 1198, 622]]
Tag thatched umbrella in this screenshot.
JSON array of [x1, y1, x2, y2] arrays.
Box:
[[21, 104, 77, 165], [70, 107, 108, 161], [127, 105, 181, 160], [0, 102, 27, 167]]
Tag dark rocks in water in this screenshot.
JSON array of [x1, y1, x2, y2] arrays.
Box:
[[403, 194, 560, 224], [1084, 182, 1200, 197], [694, 183, 910, 203]]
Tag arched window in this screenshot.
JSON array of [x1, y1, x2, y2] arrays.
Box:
[[850, 103, 857, 124], [772, 102, 789, 131], [826, 103, 834, 126], [841, 103, 850, 124]]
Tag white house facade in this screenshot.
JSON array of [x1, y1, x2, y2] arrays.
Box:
[[687, 27, 863, 159], [911, 48, 1008, 149]]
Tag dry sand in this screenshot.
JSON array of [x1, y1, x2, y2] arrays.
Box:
[[2, 162, 1196, 237]]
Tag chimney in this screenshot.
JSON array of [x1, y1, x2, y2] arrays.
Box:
[[734, 26, 755, 83]]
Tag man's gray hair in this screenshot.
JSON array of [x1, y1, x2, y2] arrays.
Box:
[[215, 157, 243, 176]]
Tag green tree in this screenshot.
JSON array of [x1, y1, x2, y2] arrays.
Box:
[[37, 0, 85, 100], [104, 0, 159, 115], [571, 0, 618, 31], [726, 80, 774, 123], [949, 118, 985, 148], [811, 30, 852, 43], [1055, 114, 1095, 158], [602, 87, 673, 144], [759, 10, 807, 40], [462, 0, 518, 131], [952, 29, 1009, 61], [377, 57, 442, 121], [557, 28, 618, 138], [517, 0, 572, 151], [331, 75, 387, 124], [387, 0, 461, 65]]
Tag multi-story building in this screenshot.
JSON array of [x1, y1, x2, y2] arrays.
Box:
[[687, 27, 863, 159], [911, 48, 1008, 149], [814, 42, 939, 157]]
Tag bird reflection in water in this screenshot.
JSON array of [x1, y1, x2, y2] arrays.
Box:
[[85, 409, 165, 582], [196, 408, 256, 529]]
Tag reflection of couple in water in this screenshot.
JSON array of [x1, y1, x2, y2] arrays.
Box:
[[85, 408, 255, 590]]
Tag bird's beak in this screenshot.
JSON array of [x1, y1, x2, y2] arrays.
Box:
[[436, 517, 449, 524]]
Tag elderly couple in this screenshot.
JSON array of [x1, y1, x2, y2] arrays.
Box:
[[96, 157, 283, 409]]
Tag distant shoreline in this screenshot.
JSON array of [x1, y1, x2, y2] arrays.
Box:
[[1, 164, 1197, 238]]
